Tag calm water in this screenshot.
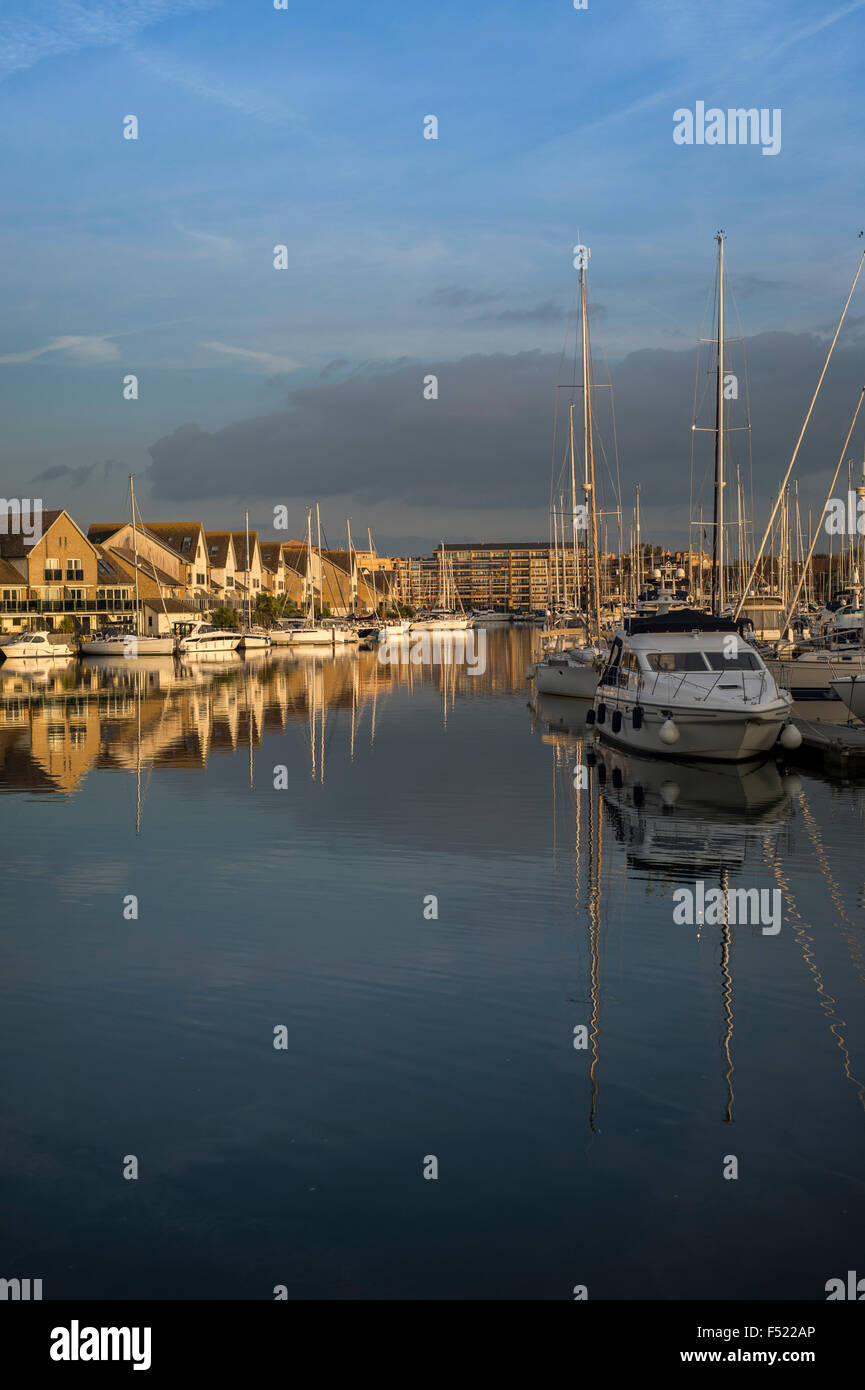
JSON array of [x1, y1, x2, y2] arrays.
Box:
[[1, 630, 863, 1300]]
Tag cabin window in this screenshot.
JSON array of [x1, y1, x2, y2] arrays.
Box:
[[704, 652, 761, 671], [646, 651, 709, 672]]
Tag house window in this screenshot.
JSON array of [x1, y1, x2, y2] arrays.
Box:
[[226, 576, 234, 587], [196, 573, 205, 585], [66, 557, 84, 581], [44, 557, 62, 581], [181, 537, 192, 552]]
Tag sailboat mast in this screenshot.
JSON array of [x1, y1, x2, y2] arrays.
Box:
[[579, 249, 602, 646], [712, 231, 726, 617], [244, 508, 250, 630], [129, 473, 141, 638], [635, 483, 642, 598], [569, 402, 579, 611], [346, 518, 355, 615], [306, 507, 314, 622], [315, 501, 323, 618]]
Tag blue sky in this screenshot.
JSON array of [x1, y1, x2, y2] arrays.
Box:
[[1, 0, 864, 550]]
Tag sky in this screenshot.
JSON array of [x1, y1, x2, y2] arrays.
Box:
[[1, 0, 865, 554]]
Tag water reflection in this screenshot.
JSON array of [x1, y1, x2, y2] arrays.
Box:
[[0, 631, 536, 798], [533, 687, 865, 1135]]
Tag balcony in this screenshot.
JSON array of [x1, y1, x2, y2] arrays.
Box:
[[0, 598, 133, 614]]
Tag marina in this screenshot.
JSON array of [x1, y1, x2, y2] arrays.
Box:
[[2, 0, 865, 1338], [1, 628, 863, 1303]]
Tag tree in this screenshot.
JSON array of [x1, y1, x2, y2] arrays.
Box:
[[211, 605, 240, 630], [252, 592, 281, 627]]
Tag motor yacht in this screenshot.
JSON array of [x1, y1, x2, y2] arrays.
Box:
[[175, 621, 242, 655], [1, 631, 75, 659], [588, 612, 799, 762]]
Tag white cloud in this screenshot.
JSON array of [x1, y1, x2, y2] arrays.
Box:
[[0, 0, 219, 83], [0, 334, 120, 364], [201, 341, 301, 373], [176, 225, 239, 260]]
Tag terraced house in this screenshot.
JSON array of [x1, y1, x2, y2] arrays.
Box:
[[0, 509, 131, 634]]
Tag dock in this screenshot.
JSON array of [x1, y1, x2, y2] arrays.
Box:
[[788, 716, 865, 776]]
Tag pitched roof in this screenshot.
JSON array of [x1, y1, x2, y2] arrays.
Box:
[[0, 557, 26, 585], [88, 521, 189, 563], [227, 531, 259, 568], [140, 598, 201, 614], [93, 544, 134, 583], [259, 542, 285, 572], [282, 544, 310, 577], [204, 532, 235, 568], [140, 523, 204, 558], [108, 546, 183, 588], [0, 508, 65, 558]]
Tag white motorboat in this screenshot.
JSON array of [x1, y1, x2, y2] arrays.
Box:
[[281, 623, 358, 645], [531, 644, 605, 698], [766, 643, 865, 692], [81, 631, 175, 657], [470, 609, 510, 626], [410, 609, 472, 632], [175, 621, 241, 655], [829, 674, 865, 721], [1, 631, 75, 659], [589, 613, 798, 763], [238, 626, 272, 651]]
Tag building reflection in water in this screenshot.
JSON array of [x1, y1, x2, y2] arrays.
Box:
[[0, 628, 536, 797]]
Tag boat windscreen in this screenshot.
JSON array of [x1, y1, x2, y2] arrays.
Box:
[[704, 652, 762, 671], [645, 651, 709, 672]]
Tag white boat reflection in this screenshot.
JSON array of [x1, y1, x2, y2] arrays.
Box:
[[593, 745, 795, 875]]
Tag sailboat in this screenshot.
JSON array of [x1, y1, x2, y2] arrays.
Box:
[[81, 475, 175, 656], [278, 506, 357, 645], [238, 510, 272, 651], [410, 544, 472, 630], [533, 244, 606, 698], [589, 235, 799, 761]]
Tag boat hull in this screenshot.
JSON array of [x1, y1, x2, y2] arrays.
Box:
[[177, 636, 241, 654], [829, 675, 865, 720], [281, 626, 356, 645], [767, 651, 865, 692], [410, 617, 471, 631], [1, 640, 74, 658], [533, 655, 599, 698], [592, 689, 791, 762], [82, 636, 175, 656]]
